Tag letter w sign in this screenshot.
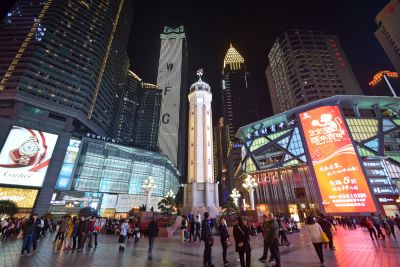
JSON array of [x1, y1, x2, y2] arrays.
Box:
[[167, 63, 173, 71]]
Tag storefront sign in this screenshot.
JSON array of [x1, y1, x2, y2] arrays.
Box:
[[378, 197, 395, 203], [0, 187, 38, 208], [0, 126, 58, 187], [115, 194, 162, 212], [299, 106, 376, 213], [253, 173, 283, 184], [55, 139, 81, 190]]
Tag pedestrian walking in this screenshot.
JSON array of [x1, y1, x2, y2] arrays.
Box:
[[147, 218, 158, 253], [233, 217, 252, 267], [395, 214, 400, 232], [318, 214, 335, 250], [93, 217, 101, 247], [219, 217, 230, 265], [364, 217, 378, 241], [387, 217, 396, 239], [259, 214, 274, 263], [77, 216, 88, 251], [118, 219, 128, 253], [370, 213, 385, 239], [20, 216, 35, 256], [72, 217, 79, 250], [201, 212, 214, 267], [194, 215, 201, 242], [305, 216, 325, 265], [180, 215, 188, 242]]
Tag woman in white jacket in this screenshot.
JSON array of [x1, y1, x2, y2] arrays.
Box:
[[305, 216, 325, 265]]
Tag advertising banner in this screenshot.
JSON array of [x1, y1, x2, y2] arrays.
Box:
[[55, 139, 81, 190], [0, 187, 39, 208], [0, 126, 58, 187], [299, 106, 376, 213], [115, 194, 162, 212]]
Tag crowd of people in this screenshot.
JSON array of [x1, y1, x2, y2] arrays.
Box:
[[2, 210, 400, 266]]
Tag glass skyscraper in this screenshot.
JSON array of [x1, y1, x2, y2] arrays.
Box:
[[0, 0, 133, 136]]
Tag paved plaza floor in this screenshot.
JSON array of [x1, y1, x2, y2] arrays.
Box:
[[1, 226, 399, 267]]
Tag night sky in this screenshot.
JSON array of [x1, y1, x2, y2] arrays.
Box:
[[1, 0, 394, 120]]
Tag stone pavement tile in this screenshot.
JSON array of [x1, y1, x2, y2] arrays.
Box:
[[0, 226, 399, 267]]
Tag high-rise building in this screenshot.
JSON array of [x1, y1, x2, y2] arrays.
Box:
[[213, 117, 230, 204], [134, 82, 162, 150], [113, 71, 142, 144], [113, 70, 162, 150], [266, 29, 362, 114], [375, 0, 400, 74], [157, 26, 188, 176], [221, 43, 255, 190], [0, 0, 133, 136]]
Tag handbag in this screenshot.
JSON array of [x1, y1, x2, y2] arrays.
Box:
[[320, 231, 330, 243], [225, 238, 233, 247]]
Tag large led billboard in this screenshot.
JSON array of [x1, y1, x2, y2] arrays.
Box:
[[0, 126, 58, 187], [0, 187, 39, 208], [299, 106, 376, 213], [55, 139, 81, 190]]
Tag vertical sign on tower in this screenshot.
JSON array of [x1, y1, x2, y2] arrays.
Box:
[[157, 26, 187, 173], [299, 106, 376, 214]]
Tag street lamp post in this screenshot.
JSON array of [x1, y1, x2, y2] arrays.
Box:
[[142, 176, 157, 212], [230, 188, 241, 207], [65, 202, 74, 215], [242, 175, 258, 210]]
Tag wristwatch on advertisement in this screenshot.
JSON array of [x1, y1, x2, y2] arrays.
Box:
[[18, 136, 40, 165]]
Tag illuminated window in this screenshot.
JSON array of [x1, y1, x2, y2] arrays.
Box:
[[245, 157, 256, 172], [276, 136, 290, 149], [287, 128, 305, 156], [249, 137, 269, 152], [346, 118, 378, 141], [383, 119, 396, 132], [283, 159, 299, 167], [267, 129, 291, 140], [357, 146, 376, 157], [363, 138, 379, 152]]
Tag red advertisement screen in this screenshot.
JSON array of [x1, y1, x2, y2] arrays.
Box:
[[299, 106, 376, 213]]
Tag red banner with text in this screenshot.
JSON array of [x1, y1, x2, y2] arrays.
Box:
[[299, 106, 376, 214]]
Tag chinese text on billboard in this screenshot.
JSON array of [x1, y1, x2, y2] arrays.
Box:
[[299, 106, 376, 213]]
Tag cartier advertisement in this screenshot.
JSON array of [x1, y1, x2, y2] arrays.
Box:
[[0, 126, 59, 187]]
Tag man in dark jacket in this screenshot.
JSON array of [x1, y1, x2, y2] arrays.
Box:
[[318, 214, 335, 250], [147, 218, 158, 252], [233, 217, 251, 267], [201, 212, 214, 267], [265, 213, 281, 267], [77, 216, 88, 251]]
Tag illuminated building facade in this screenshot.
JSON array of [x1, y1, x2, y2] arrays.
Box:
[[221, 44, 256, 192], [375, 0, 400, 74], [113, 71, 162, 150], [50, 137, 180, 216], [236, 95, 400, 218], [266, 29, 362, 114], [0, 0, 133, 136], [214, 117, 230, 204], [133, 83, 162, 150], [157, 26, 188, 176]]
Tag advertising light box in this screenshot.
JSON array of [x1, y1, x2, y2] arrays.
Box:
[[299, 106, 376, 214], [55, 139, 81, 190], [0, 126, 58, 187], [0, 187, 39, 208]]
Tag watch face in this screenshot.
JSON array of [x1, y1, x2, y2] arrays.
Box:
[[19, 141, 40, 156]]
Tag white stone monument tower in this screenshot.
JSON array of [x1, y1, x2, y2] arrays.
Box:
[[183, 69, 220, 217]]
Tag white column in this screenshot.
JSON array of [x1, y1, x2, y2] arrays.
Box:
[[248, 188, 255, 210], [146, 190, 152, 211]]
